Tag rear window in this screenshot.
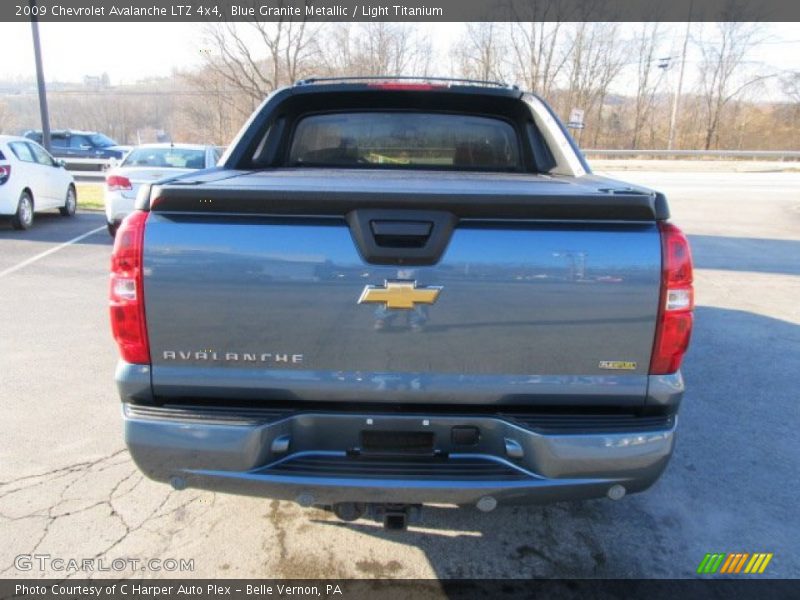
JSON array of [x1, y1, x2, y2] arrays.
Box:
[[123, 147, 206, 169], [89, 133, 117, 147], [288, 112, 520, 171]]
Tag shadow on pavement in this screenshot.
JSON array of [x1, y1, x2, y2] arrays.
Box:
[[300, 306, 799, 579], [689, 234, 800, 276], [0, 211, 111, 246]]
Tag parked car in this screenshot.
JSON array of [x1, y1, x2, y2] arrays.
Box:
[[114, 78, 694, 529], [0, 135, 77, 230], [104, 143, 221, 236], [24, 130, 131, 169]]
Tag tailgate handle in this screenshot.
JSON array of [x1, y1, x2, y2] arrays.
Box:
[[347, 209, 458, 266], [370, 220, 433, 248]]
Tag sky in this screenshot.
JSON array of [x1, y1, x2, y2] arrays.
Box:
[[0, 21, 798, 99]]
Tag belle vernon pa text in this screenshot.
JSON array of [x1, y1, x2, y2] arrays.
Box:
[[17, 583, 344, 597]]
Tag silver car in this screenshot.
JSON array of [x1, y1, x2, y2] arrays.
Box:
[[104, 143, 221, 236]]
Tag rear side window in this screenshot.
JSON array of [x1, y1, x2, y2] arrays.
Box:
[[288, 112, 521, 171], [0, 150, 5, 160], [9, 142, 34, 162], [123, 147, 207, 169]]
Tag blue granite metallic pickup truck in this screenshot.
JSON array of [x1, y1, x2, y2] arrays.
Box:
[[110, 78, 694, 529]]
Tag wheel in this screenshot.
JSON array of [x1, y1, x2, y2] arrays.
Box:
[[107, 221, 118, 238], [11, 192, 33, 230], [59, 186, 77, 217]]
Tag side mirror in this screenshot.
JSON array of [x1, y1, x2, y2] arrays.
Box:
[[56, 159, 67, 168]]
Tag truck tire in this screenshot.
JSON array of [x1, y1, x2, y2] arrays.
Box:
[[59, 185, 77, 216], [11, 191, 33, 230]]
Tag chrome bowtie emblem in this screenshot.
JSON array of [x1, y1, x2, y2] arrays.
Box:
[[358, 280, 442, 310]]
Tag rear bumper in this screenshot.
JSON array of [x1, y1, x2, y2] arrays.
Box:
[[123, 403, 677, 506], [104, 190, 135, 223], [0, 186, 19, 215]]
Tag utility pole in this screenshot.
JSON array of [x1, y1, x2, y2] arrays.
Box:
[[667, 9, 692, 151], [30, 0, 51, 151]]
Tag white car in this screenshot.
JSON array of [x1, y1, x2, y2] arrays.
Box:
[[0, 135, 77, 230], [104, 143, 221, 236]]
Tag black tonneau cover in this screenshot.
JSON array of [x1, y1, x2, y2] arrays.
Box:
[[148, 169, 668, 221]]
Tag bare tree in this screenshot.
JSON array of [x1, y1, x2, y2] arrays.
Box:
[[782, 71, 800, 104], [359, 23, 432, 75], [176, 70, 242, 144], [508, 21, 571, 97], [506, 0, 573, 97], [318, 24, 354, 76], [320, 23, 432, 77], [630, 23, 666, 149], [695, 21, 772, 149], [562, 22, 625, 145], [0, 99, 11, 134], [778, 71, 800, 127], [453, 23, 508, 82], [199, 8, 323, 107], [180, 60, 254, 126]]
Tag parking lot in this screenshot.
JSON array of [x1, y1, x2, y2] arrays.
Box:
[[1, 169, 798, 579]]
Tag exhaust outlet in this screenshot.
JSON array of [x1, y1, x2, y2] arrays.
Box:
[[296, 492, 315, 507], [476, 496, 497, 512], [607, 484, 626, 500], [332, 502, 365, 522]]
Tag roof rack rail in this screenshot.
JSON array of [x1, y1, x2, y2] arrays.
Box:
[[294, 76, 517, 89]]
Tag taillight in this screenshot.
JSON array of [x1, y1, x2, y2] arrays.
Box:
[[0, 165, 10, 185], [650, 222, 694, 374], [107, 175, 132, 192], [109, 210, 150, 364]]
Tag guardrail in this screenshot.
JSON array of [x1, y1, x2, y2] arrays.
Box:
[[63, 158, 110, 180], [64, 157, 109, 170], [582, 149, 800, 160], [65, 149, 800, 181]]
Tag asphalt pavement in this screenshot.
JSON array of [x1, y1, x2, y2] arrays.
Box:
[[0, 171, 798, 579]]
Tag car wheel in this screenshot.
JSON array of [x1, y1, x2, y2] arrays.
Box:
[[11, 192, 34, 230], [107, 221, 118, 238], [59, 186, 77, 217]]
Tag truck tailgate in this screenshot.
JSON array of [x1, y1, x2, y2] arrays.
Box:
[[143, 171, 662, 408]]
